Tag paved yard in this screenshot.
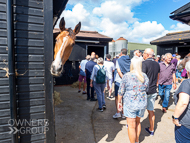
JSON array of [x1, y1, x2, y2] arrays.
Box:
[[55, 85, 177, 143]]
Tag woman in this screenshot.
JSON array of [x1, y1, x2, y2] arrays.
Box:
[[90, 58, 110, 112], [118, 57, 149, 143], [176, 55, 183, 83], [161, 55, 165, 62], [173, 61, 190, 143]]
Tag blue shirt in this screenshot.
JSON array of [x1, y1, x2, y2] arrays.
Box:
[[85, 60, 97, 78], [115, 55, 131, 83], [80, 59, 88, 72]]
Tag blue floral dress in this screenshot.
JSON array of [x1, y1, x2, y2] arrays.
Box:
[[118, 72, 149, 110]]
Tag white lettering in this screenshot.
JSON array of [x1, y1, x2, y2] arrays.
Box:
[[8, 119, 14, 126]]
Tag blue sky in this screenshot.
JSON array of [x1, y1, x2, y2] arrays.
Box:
[[56, 0, 190, 43]]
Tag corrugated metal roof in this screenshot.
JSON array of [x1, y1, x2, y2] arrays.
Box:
[[150, 30, 190, 45]]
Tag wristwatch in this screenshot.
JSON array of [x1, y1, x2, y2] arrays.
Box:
[[172, 115, 178, 120]]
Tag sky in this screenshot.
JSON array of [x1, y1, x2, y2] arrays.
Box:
[[55, 0, 190, 44]]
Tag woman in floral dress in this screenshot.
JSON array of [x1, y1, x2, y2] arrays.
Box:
[[118, 57, 149, 143]]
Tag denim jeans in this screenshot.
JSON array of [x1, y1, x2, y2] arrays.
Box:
[[86, 78, 94, 99], [158, 84, 172, 108], [176, 69, 183, 79], [93, 82, 106, 109]]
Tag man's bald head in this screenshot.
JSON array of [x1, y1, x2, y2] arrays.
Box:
[[143, 48, 154, 60], [91, 52, 96, 59]]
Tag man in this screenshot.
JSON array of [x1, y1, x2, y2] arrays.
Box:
[[155, 55, 160, 63], [133, 50, 143, 61], [91, 52, 96, 59], [85, 53, 97, 101], [78, 55, 91, 94], [112, 55, 119, 67], [142, 48, 160, 136], [134, 50, 142, 57], [113, 48, 131, 118], [161, 55, 165, 62], [158, 53, 177, 113], [112, 55, 119, 82], [171, 54, 178, 68], [104, 54, 115, 99]]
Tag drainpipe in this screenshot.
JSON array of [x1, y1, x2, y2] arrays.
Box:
[[7, 0, 18, 142]]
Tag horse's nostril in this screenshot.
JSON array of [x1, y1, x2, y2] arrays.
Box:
[[57, 67, 62, 72], [51, 65, 56, 71]]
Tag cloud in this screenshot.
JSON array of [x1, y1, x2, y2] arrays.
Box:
[[170, 23, 190, 31], [129, 21, 165, 39], [99, 18, 129, 39], [116, 0, 149, 7], [55, 3, 98, 31], [68, 0, 103, 6], [55, 0, 190, 44], [93, 1, 137, 23]]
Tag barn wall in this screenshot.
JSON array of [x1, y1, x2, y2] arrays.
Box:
[[0, 0, 55, 142], [0, 0, 12, 142], [157, 44, 176, 55], [69, 43, 86, 61], [14, 0, 47, 142]]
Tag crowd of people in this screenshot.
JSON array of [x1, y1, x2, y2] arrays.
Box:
[[77, 49, 190, 143]]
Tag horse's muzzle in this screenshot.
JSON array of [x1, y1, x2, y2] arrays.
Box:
[[177, 64, 183, 70], [50, 64, 62, 77]]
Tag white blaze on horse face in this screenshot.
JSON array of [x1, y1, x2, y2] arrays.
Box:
[[52, 36, 69, 71]]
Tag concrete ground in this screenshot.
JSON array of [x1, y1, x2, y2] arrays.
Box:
[[55, 85, 177, 143]]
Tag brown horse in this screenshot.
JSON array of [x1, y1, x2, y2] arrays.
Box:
[[177, 53, 190, 70], [51, 17, 81, 76]]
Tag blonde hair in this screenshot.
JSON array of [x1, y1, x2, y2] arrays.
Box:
[[130, 57, 144, 83]]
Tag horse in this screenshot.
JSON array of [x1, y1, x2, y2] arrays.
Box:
[[177, 53, 190, 70], [51, 17, 81, 76]]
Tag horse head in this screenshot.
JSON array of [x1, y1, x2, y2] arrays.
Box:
[[177, 53, 190, 70], [51, 17, 81, 76]]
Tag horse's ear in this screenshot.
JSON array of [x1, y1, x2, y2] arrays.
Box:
[[59, 17, 65, 31], [73, 22, 81, 35]]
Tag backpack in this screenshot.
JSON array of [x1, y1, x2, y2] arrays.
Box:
[[96, 65, 106, 84]]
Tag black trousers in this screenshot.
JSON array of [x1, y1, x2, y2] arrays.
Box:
[[86, 78, 94, 99]]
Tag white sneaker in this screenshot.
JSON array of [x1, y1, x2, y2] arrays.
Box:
[[113, 112, 121, 118]]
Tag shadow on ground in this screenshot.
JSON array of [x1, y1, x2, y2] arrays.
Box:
[[92, 90, 126, 142]]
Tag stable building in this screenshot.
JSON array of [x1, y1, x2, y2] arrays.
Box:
[[53, 29, 113, 85], [170, 2, 190, 25], [150, 31, 190, 58], [151, 2, 190, 58]]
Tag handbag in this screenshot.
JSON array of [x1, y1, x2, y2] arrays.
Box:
[[181, 68, 187, 78], [80, 69, 86, 76]]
